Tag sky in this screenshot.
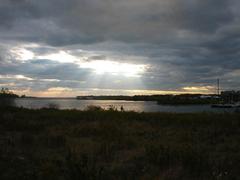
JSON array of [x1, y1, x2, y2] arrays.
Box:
[[0, 0, 240, 97]]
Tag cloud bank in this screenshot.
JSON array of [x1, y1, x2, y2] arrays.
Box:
[[0, 0, 240, 96]]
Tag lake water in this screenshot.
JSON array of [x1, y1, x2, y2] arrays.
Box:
[[14, 98, 239, 113]]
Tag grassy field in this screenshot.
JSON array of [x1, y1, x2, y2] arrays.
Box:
[[0, 106, 240, 180]]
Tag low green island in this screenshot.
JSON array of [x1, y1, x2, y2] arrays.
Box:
[[0, 105, 240, 179], [77, 94, 220, 105]]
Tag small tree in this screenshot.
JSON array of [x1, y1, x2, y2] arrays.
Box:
[[0, 88, 18, 107]]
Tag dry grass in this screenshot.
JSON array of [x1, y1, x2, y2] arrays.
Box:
[[0, 106, 240, 179]]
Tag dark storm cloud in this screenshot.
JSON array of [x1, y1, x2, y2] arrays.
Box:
[[0, 0, 235, 44], [0, 0, 40, 29], [0, 0, 240, 93]]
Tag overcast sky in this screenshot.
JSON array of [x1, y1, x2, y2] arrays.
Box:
[[0, 0, 240, 96]]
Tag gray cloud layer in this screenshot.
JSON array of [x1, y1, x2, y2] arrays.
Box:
[[0, 0, 240, 95]]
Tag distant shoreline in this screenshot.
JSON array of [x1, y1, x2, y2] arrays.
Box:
[[18, 94, 219, 105]]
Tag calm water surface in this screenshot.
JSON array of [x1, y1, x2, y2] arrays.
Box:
[[14, 98, 239, 113]]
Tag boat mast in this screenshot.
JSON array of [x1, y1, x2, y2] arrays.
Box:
[[217, 79, 220, 96]]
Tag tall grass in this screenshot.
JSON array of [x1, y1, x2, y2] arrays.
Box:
[[0, 106, 240, 179]]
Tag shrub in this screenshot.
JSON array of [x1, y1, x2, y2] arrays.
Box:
[[107, 105, 118, 111], [0, 97, 16, 107], [85, 105, 104, 111], [45, 103, 59, 109]]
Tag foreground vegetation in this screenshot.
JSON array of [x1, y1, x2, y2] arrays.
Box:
[[0, 106, 240, 180]]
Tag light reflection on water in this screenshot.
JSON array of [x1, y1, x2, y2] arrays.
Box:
[[14, 98, 238, 113]]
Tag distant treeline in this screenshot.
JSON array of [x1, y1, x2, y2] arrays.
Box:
[[77, 94, 220, 105], [0, 88, 19, 98], [156, 94, 219, 105], [221, 91, 240, 103], [77, 95, 165, 101]]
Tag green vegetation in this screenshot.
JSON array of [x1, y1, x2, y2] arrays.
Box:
[[0, 88, 18, 98], [0, 106, 240, 179], [157, 95, 219, 105], [0, 88, 18, 107], [77, 94, 219, 105]]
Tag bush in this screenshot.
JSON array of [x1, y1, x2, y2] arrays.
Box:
[[85, 105, 104, 111], [45, 103, 59, 109], [107, 105, 118, 111], [0, 88, 18, 107], [0, 97, 16, 107]]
